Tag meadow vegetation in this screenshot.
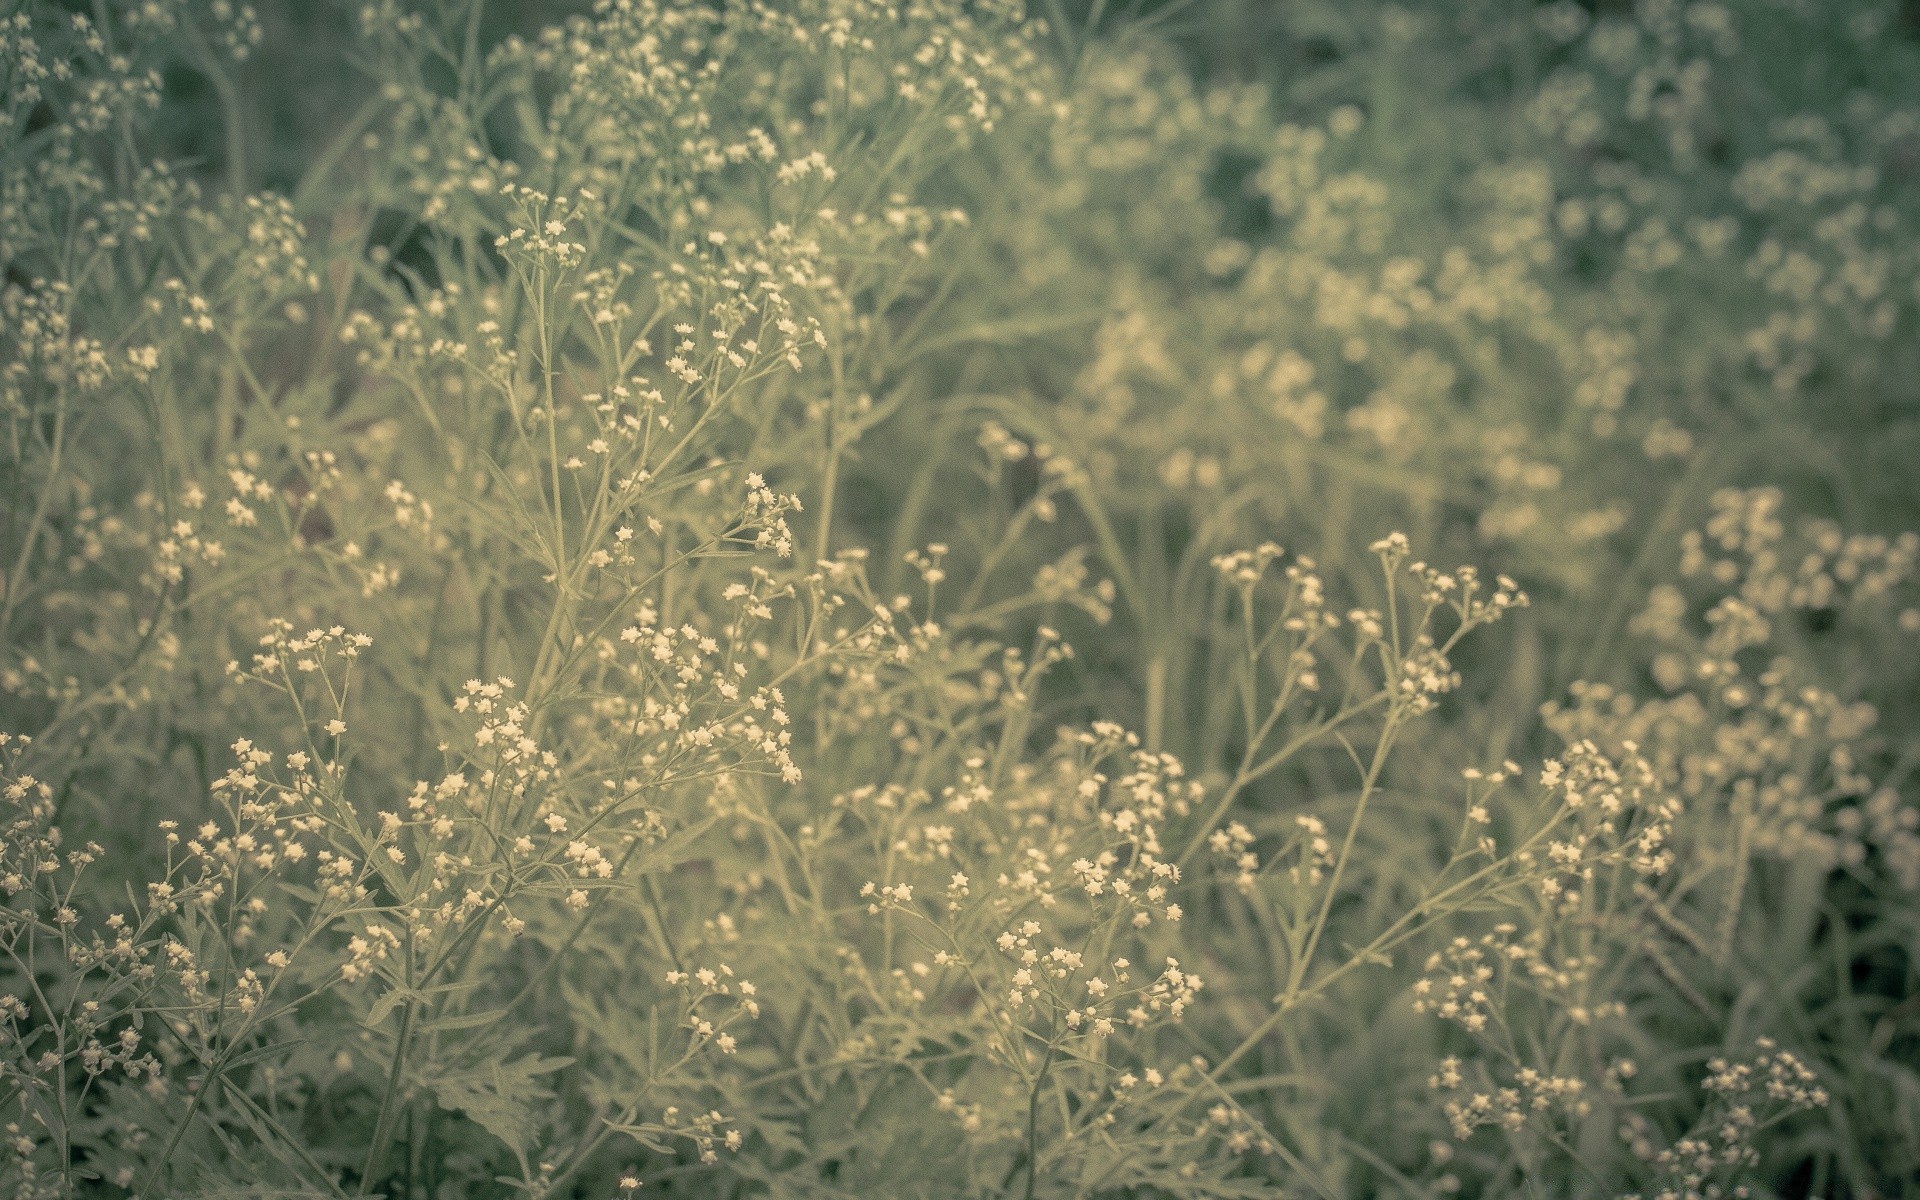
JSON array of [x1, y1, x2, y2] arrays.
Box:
[[2, 0, 1918, 1195]]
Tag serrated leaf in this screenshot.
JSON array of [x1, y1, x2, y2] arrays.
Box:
[[363, 985, 426, 1029], [422, 1053, 574, 1158]]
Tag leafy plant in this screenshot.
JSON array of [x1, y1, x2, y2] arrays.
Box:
[[2, 0, 1916, 1196]]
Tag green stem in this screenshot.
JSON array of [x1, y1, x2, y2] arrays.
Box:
[[359, 994, 418, 1193]]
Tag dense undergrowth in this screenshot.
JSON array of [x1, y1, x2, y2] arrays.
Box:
[[2, 0, 1918, 1195]]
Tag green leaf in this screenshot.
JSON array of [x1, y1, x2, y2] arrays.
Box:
[[422, 1053, 575, 1159], [420, 1007, 510, 1034], [362, 985, 426, 1029]]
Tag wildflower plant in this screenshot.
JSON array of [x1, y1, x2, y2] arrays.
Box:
[[1, 0, 1916, 1196]]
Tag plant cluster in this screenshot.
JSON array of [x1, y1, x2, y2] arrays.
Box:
[[1, 0, 1916, 1196]]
